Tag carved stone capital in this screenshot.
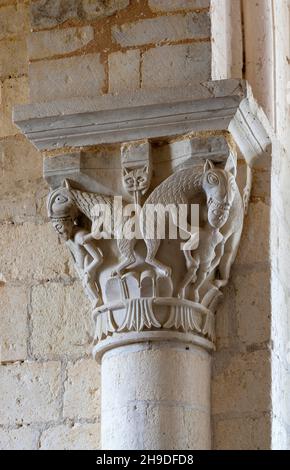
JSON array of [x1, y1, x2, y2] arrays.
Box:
[[14, 79, 271, 359]]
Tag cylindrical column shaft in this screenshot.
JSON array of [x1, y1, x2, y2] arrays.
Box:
[[101, 341, 211, 450]]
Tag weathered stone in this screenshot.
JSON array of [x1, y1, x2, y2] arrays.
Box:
[[0, 3, 29, 40], [149, 0, 210, 11], [112, 12, 210, 47], [0, 426, 39, 450], [212, 350, 271, 415], [29, 54, 105, 102], [234, 271, 271, 345], [0, 77, 29, 138], [30, 0, 129, 28], [0, 285, 28, 362], [142, 43, 211, 89], [214, 414, 271, 450], [0, 362, 61, 425], [28, 27, 94, 61], [40, 423, 100, 450], [31, 282, 92, 359], [0, 222, 74, 282], [63, 359, 101, 419], [0, 39, 28, 80], [235, 201, 270, 265], [109, 50, 140, 94]]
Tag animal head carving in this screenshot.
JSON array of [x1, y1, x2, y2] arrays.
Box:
[[47, 180, 78, 240], [122, 165, 151, 194], [202, 160, 236, 229]]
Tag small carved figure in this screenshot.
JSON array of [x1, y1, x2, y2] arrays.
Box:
[[47, 186, 104, 308]]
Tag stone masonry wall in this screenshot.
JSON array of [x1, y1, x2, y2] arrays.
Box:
[[0, 0, 280, 450]]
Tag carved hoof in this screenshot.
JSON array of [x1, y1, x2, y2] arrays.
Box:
[[193, 291, 200, 303], [164, 267, 172, 278], [177, 289, 185, 299]]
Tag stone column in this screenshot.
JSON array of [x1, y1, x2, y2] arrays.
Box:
[[14, 80, 271, 450]]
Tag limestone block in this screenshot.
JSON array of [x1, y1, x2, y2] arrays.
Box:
[[109, 50, 140, 94], [63, 359, 101, 420], [31, 282, 92, 359], [214, 414, 271, 450], [212, 350, 271, 415], [0, 426, 39, 450], [149, 0, 210, 11], [29, 54, 105, 103], [0, 135, 41, 192], [0, 39, 28, 80], [234, 271, 271, 345], [235, 201, 270, 265], [112, 12, 210, 47], [0, 77, 30, 138], [0, 3, 29, 40], [30, 0, 129, 28], [28, 27, 94, 61], [0, 362, 61, 425], [142, 43, 211, 89], [0, 285, 28, 362], [40, 423, 100, 450], [0, 222, 74, 282]]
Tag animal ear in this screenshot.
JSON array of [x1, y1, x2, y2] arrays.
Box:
[[61, 179, 70, 189], [225, 154, 237, 178], [203, 159, 214, 172]]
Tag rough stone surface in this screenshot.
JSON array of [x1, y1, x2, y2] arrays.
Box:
[[212, 350, 271, 415], [0, 362, 61, 425], [29, 54, 105, 103], [63, 359, 101, 419], [142, 43, 211, 89], [0, 285, 28, 362], [0, 426, 39, 450], [109, 50, 140, 94], [214, 414, 271, 450], [31, 282, 92, 359], [112, 12, 210, 46], [0, 3, 29, 40], [0, 223, 74, 282], [0, 77, 29, 138], [0, 39, 27, 80], [40, 423, 100, 450], [28, 27, 94, 60], [149, 0, 210, 11], [30, 0, 129, 28]]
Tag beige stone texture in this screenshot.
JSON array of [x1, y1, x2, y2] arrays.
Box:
[[212, 350, 271, 415], [0, 3, 29, 40], [214, 414, 271, 450], [112, 12, 210, 47], [28, 27, 94, 61], [142, 43, 211, 90], [31, 282, 92, 359], [0, 222, 74, 282], [0, 426, 39, 450], [234, 271, 271, 345], [0, 39, 28, 80], [0, 77, 30, 138], [40, 423, 100, 450], [109, 50, 140, 94], [0, 362, 61, 425], [148, 0, 210, 11], [63, 359, 101, 419], [0, 285, 28, 362], [30, 0, 129, 28], [29, 54, 105, 103]]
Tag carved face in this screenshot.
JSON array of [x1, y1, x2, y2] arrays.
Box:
[[52, 218, 74, 241], [123, 165, 151, 194], [202, 162, 236, 229]]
